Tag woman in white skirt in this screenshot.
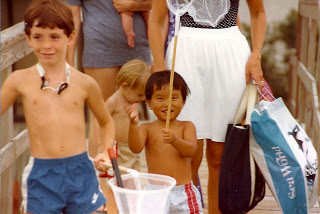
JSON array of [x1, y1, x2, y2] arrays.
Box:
[[148, 0, 267, 213]]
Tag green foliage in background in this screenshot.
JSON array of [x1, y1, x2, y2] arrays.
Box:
[[241, 9, 298, 101]]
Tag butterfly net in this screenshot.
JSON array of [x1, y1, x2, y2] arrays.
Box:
[[166, 0, 231, 33]]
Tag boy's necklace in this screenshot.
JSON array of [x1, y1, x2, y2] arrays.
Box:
[[36, 62, 70, 95]]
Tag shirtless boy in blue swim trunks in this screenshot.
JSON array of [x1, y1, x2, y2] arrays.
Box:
[[0, 0, 115, 213]]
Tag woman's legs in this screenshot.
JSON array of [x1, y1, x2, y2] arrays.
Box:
[[84, 66, 121, 214], [191, 139, 204, 186], [206, 140, 224, 214], [84, 67, 120, 101]]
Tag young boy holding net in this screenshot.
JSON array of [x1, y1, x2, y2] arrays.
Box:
[[0, 0, 115, 213], [125, 71, 203, 213]]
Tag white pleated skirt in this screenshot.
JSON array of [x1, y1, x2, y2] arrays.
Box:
[[165, 26, 251, 142]]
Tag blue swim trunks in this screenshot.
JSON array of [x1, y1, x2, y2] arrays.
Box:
[[21, 152, 106, 214]]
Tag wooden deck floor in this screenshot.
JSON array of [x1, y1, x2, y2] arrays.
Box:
[[13, 122, 320, 213], [139, 143, 320, 214]]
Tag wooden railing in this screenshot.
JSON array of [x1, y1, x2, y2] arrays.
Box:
[[1, 22, 32, 214], [287, 0, 320, 194]]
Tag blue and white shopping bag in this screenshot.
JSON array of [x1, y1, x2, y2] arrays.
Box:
[[250, 97, 318, 214]]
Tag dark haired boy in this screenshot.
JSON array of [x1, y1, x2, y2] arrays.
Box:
[[125, 71, 203, 213], [1, 0, 115, 213]]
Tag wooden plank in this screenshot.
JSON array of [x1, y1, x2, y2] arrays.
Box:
[[307, 20, 317, 76], [0, 130, 29, 214], [297, 62, 317, 95], [0, 142, 15, 174], [0, 22, 33, 70], [1, 67, 14, 149], [299, 1, 320, 20], [288, 52, 298, 115], [317, 24, 320, 107], [299, 18, 309, 65], [304, 94, 313, 136], [1, 130, 29, 174], [0, 166, 14, 214], [13, 130, 29, 158], [313, 116, 320, 153], [297, 80, 306, 123]]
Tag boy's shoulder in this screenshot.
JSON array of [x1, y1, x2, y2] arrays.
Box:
[[70, 67, 98, 87], [6, 66, 36, 84], [175, 120, 195, 129], [165, 120, 196, 134], [13, 66, 35, 75]]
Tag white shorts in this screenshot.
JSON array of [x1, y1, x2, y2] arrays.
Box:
[[165, 26, 251, 142], [146, 182, 203, 214]]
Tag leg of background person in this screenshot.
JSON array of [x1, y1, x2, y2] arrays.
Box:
[[192, 139, 204, 207], [191, 139, 204, 186], [206, 140, 224, 214], [84, 66, 121, 214], [84, 67, 120, 101]]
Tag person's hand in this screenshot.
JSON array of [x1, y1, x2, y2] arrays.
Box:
[[113, 0, 132, 13], [94, 152, 111, 172], [162, 128, 177, 144], [151, 61, 168, 73], [124, 103, 139, 124], [150, 61, 156, 73], [245, 52, 264, 89]]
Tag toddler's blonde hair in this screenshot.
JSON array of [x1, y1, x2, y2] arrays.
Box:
[[116, 59, 151, 88]]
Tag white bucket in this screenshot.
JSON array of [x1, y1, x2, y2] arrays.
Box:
[[108, 173, 176, 214]]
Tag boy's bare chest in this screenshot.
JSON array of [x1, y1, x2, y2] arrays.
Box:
[[22, 83, 85, 113]]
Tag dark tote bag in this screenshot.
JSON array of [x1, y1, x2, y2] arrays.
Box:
[[219, 84, 265, 214]]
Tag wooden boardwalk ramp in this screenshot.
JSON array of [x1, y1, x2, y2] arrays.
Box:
[[139, 143, 320, 214]]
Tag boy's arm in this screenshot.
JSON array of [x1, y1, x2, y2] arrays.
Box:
[[1, 72, 20, 115], [162, 122, 197, 157], [92, 101, 113, 156], [66, 5, 81, 67], [112, 0, 151, 13], [125, 104, 147, 153], [86, 78, 115, 170]]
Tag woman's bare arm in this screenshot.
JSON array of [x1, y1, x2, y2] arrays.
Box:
[[245, 0, 267, 88], [66, 5, 81, 67], [148, 0, 168, 71]]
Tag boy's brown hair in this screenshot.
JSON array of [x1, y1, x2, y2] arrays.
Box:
[[24, 0, 74, 37]]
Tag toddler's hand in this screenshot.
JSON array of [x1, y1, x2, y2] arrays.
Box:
[[125, 103, 139, 124], [162, 129, 176, 144]]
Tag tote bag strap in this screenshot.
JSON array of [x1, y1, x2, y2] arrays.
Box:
[[245, 84, 258, 125], [233, 84, 258, 125], [233, 85, 249, 125]]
